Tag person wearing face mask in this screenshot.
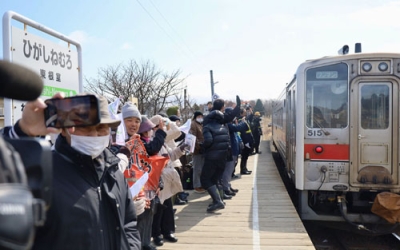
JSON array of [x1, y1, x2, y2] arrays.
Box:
[[149, 115, 186, 247], [4, 94, 141, 250], [124, 111, 166, 250], [189, 111, 206, 194]]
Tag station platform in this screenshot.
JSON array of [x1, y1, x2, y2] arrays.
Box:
[[158, 139, 315, 250]]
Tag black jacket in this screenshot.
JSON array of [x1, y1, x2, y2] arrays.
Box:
[[238, 117, 254, 148], [251, 116, 262, 136], [202, 110, 231, 161], [32, 135, 141, 250], [142, 129, 166, 156]]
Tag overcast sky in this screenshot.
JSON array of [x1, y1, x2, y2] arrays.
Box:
[[2, 0, 400, 104]]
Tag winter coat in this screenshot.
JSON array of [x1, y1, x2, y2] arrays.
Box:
[[164, 121, 183, 168], [158, 122, 185, 203], [238, 117, 254, 149], [228, 121, 248, 157], [251, 116, 263, 136], [157, 143, 184, 203], [33, 135, 141, 250], [202, 110, 231, 161], [189, 120, 204, 155]]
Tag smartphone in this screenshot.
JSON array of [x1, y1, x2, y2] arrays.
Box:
[[44, 95, 100, 128]]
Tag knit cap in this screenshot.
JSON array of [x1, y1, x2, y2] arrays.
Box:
[[122, 102, 141, 121], [169, 115, 181, 122], [193, 111, 203, 120], [138, 116, 156, 134]]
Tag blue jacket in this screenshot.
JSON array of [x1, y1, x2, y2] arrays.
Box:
[[227, 121, 248, 157]]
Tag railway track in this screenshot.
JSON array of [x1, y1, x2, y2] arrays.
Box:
[[270, 147, 400, 250], [304, 221, 400, 250]]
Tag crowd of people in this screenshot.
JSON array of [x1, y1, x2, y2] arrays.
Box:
[[3, 89, 263, 250]]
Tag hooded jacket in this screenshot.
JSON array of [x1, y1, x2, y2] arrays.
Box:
[[202, 110, 230, 161], [33, 135, 141, 250]]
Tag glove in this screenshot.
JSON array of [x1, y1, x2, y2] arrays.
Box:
[[116, 153, 129, 172], [236, 95, 241, 108], [133, 198, 146, 216], [179, 143, 189, 151], [118, 146, 131, 159]]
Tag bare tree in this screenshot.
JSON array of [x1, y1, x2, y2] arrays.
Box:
[[171, 89, 198, 122], [84, 59, 185, 116], [263, 99, 274, 117]]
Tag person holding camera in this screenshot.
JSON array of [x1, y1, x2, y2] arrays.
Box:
[[3, 94, 141, 250]]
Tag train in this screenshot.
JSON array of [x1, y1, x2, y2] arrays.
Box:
[[271, 44, 400, 232]]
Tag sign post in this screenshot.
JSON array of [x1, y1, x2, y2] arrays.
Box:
[[2, 11, 82, 126]]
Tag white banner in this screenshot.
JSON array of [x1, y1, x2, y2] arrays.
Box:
[[108, 97, 120, 120], [115, 113, 126, 146]]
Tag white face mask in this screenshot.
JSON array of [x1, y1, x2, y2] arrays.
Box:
[[196, 118, 203, 123], [70, 134, 110, 158]]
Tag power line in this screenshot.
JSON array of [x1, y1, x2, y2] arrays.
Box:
[[148, 0, 197, 59], [135, 0, 195, 64]]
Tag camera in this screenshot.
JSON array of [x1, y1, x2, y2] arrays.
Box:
[[0, 136, 52, 250], [44, 95, 100, 128], [0, 60, 52, 250]]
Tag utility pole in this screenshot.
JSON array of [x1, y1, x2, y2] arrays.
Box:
[[184, 88, 187, 109], [210, 70, 214, 102]]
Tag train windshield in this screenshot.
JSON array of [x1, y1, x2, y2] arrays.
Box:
[[306, 63, 348, 129]]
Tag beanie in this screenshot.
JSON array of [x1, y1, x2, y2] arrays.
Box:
[[169, 115, 181, 122], [138, 116, 156, 134], [255, 111, 260, 116], [122, 102, 141, 121], [193, 111, 203, 120]]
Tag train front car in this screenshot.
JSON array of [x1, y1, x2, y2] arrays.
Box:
[[287, 53, 400, 228]]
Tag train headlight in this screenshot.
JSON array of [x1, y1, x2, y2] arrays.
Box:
[[378, 62, 388, 71], [362, 62, 372, 72], [315, 146, 324, 154]]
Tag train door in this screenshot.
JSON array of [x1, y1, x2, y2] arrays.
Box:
[[350, 80, 399, 187], [287, 88, 296, 179]]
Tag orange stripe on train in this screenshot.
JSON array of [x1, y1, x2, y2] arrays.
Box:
[[304, 144, 349, 160]]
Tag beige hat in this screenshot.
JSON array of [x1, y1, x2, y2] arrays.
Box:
[[98, 95, 121, 128], [150, 115, 164, 126]]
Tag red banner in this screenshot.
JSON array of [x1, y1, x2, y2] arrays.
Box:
[[124, 135, 169, 191]]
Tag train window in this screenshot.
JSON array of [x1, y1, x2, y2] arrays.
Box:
[[360, 85, 389, 129], [306, 63, 348, 129]]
